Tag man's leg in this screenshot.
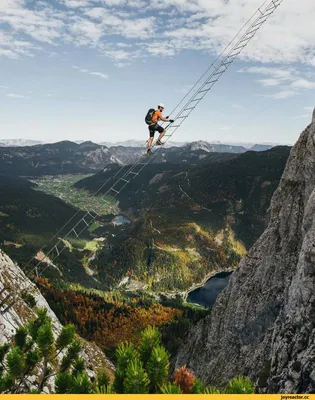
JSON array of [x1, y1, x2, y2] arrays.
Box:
[[156, 126, 166, 144], [147, 136, 154, 150], [147, 126, 155, 152]]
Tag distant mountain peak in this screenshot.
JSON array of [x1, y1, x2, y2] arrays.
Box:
[[0, 139, 43, 147], [185, 141, 215, 152]]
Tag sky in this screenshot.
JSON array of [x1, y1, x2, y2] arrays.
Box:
[[0, 0, 314, 145]]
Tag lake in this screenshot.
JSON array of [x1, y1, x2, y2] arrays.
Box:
[[187, 271, 232, 307], [112, 216, 131, 226]]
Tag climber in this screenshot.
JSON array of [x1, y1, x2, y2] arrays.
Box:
[[145, 104, 174, 155]]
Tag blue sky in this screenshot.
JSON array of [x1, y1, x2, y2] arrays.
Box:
[[0, 0, 314, 145]]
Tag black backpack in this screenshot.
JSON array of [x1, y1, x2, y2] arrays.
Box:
[[145, 108, 155, 125]]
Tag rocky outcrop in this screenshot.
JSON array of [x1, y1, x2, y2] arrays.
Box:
[[176, 110, 315, 393], [0, 249, 114, 393]]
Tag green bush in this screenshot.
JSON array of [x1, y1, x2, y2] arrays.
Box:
[[123, 359, 150, 394], [0, 310, 109, 394], [226, 376, 255, 394], [161, 382, 182, 394], [0, 316, 255, 395], [147, 346, 169, 392], [21, 292, 36, 308]]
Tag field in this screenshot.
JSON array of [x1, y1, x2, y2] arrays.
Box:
[[33, 174, 118, 215]]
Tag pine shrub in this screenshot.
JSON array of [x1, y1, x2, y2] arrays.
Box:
[[226, 376, 255, 394], [138, 326, 161, 366], [147, 345, 169, 392], [160, 382, 182, 394], [123, 359, 150, 394]]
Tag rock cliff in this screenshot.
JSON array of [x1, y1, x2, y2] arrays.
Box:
[[0, 249, 114, 393], [176, 110, 315, 394]]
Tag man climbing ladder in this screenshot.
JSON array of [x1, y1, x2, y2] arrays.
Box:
[[145, 103, 174, 155]]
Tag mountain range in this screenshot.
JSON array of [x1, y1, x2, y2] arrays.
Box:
[[0, 139, 279, 177], [0, 138, 279, 150]]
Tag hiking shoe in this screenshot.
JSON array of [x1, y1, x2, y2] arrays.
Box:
[[156, 140, 164, 146], [147, 149, 153, 155]]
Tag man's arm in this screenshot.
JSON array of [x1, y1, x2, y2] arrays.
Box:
[[160, 115, 170, 122]]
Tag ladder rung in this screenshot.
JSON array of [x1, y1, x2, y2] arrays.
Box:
[[246, 26, 261, 36], [72, 228, 79, 237], [82, 218, 89, 227], [207, 79, 219, 84], [121, 178, 129, 183], [183, 107, 196, 111], [110, 188, 119, 194], [233, 44, 247, 52], [129, 172, 138, 176], [223, 59, 235, 64], [225, 53, 240, 60], [252, 19, 266, 29], [212, 70, 225, 76], [239, 34, 255, 44], [176, 115, 189, 119], [191, 98, 203, 102], [85, 209, 96, 219], [265, 5, 276, 13], [263, 10, 275, 18], [90, 209, 99, 216], [198, 89, 210, 94], [170, 125, 180, 128], [55, 245, 60, 256]]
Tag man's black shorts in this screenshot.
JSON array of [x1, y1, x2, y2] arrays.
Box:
[[149, 123, 164, 138]]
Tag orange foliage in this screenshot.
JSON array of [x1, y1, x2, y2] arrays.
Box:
[[173, 365, 196, 394], [36, 279, 182, 352]]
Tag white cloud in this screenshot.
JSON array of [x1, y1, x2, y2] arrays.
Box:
[[0, 0, 315, 72], [268, 90, 297, 100], [293, 106, 314, 119], [0, 31, 38, 58], [0, 85, 8, 89], [291, 79, 315, 90], [6, 93, 30, 99], [61, 0, 91, 8], [72, 66, 109, 80], [293, 114, 310, 120], [90, 71, 108, 79], [232, 104, 243, 109], [241, 66, 315, 100]]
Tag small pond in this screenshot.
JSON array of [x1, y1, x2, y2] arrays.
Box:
[[112, 216, 131, 226], [187, 271, 233, 307]]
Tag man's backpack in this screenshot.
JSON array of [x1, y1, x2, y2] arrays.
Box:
[[145, 108, 155, 125]]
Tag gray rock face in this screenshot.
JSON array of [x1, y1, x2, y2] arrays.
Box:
[[176, 110, 315, 394]]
